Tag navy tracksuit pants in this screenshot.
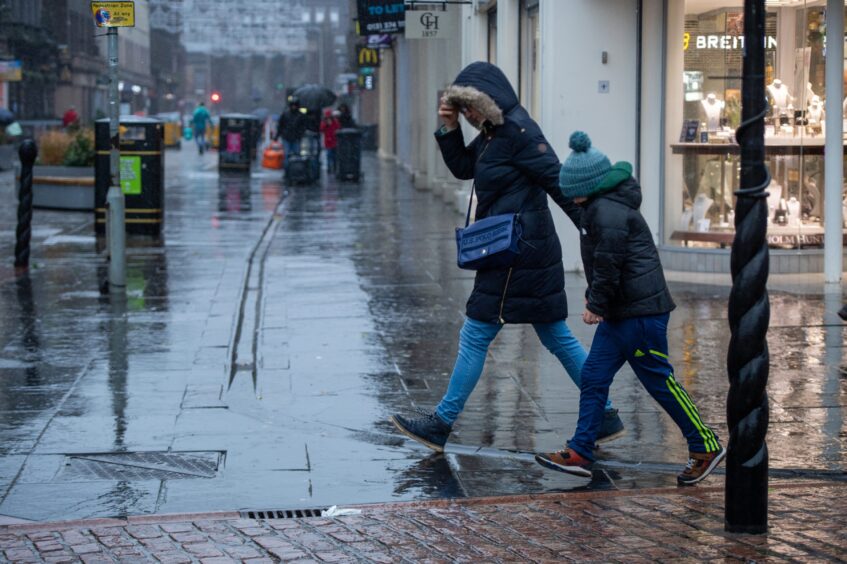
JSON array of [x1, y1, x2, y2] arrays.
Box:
[[568, 313, 721, 461]]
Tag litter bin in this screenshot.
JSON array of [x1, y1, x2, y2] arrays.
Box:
[[336, 128, 362, 182], [95, 116, 165, 236], [219, 113, 258, 172]]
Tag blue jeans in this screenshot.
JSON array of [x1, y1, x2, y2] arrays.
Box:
[[325, 148, 336, 172], [435, 317, 610, 425], [195, 129, 207, 152], [568, 313, 721, 461]]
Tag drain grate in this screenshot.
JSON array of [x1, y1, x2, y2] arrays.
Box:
[[58, 451, 223, 481], [241, 508, 325, 520]]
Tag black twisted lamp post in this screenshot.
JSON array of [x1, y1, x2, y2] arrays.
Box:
[[726, 0, 770, 534], [15, 140, 38, 271]]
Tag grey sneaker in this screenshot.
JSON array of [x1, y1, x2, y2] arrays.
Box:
[[390, 412, 452, 453], [595, 408, 626, 446]]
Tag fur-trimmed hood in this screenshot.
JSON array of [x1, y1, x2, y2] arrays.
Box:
[[442, 62, 519, 127]]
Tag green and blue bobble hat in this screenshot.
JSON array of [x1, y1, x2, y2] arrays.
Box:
[[559, 131, 613, 199]]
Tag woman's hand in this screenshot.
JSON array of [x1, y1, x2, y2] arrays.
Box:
[[582, 309, 603, 325], [439, 98, 459, 131]]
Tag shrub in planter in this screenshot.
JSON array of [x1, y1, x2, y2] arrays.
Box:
[[63, 129, 95, 167], [31, 129, 96, 211], [37, 130, 73, 165]]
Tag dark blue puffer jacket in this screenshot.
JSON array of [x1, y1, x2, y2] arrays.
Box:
[[435, 62, 580, 324]]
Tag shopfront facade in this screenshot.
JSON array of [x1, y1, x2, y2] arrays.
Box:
[[378, 0, 846, 278], [660, 0, 845, 277]]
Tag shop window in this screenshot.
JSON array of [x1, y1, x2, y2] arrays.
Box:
[[666, 1, 846, 251]]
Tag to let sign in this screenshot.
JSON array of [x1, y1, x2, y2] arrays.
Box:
[[91, 1, 136, 28], [357, 0, 405, 35], [405, 9, 459, 40]]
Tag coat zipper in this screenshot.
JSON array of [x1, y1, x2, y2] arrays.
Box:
[[498, 267, 513, 324]]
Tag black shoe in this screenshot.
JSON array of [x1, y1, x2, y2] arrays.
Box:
[[390, 412, 452, 453], [839, 305, 847, 322], [595, 408, 626, 446]]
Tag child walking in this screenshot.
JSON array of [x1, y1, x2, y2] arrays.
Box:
[[320, 109, 341, 173], [535, 132, 725, 486]]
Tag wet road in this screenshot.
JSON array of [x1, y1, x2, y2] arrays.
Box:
[[0, 146, 844, 522]]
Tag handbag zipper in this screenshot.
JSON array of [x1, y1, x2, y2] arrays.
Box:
[[498, 267, 513, 324]]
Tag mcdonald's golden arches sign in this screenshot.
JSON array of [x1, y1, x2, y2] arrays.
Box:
[[357, 47, 380, 68]]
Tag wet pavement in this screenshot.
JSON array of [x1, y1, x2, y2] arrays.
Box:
[[0, 145, 844, 522]]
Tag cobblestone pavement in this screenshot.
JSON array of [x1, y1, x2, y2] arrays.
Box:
[[0, 482, 844, 562]]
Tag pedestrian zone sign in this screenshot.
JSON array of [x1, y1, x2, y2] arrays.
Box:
[[91, 1, 135, 28]]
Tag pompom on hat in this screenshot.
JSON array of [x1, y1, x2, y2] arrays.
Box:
[[559, 131, 613, 199]]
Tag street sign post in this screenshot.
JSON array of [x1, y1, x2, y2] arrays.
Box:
[[91, 1, 133, 292]]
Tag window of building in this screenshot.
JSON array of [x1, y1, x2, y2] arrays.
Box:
[[487, 9, 497, 64], [519, 0, 540, 119], [665, 0, 846, 251]]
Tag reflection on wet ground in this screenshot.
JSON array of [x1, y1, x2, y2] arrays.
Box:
[[0, 147, 843, 521]]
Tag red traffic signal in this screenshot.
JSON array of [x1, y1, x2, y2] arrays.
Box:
[[210, 91, 222, 104]]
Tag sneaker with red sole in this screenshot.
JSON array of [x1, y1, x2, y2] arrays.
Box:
[[677, 447, 726, 486], [534, 447, 592, 477]]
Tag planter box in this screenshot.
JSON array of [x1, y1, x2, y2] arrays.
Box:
[[0, 144, 14, 171], [21, 165, 95, 211]]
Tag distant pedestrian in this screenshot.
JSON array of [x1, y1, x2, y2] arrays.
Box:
[[62, 106, 79, 129], [320, 109, 341, 173], [390, 62, 625, 453], [535, 132, 725, 486], [337, 103, 356, 129], [192, 102, 212, 154], [275, 96, 306, 163]]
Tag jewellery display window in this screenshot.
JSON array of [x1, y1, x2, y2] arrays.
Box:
[[666, 1, 847, 250]]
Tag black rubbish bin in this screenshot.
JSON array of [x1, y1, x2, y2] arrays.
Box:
[[336, 128, 362, 182], [95, 116, 164, 236], [218, 113, 258, 172]]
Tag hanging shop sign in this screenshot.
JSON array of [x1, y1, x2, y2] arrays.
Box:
[[91, 1, 136, 28], [357, 0, 405, 35], [0, 60, 22, 82], [405, 9, 459, 40], [357, 46, 381, 68], [367, 34, 394, 47]]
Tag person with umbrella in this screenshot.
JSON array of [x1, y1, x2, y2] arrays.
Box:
[[275, 96, 306, 168]]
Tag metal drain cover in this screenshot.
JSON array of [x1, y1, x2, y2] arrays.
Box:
[[58, 451, 223, 481], [241, 508, 325, 519]]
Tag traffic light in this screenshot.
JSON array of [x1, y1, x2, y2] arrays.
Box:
[[210, 91, 222, 104]]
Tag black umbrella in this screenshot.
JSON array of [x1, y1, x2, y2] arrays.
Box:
[[292, 84, 336, 112], [0, 108, 15, 126]]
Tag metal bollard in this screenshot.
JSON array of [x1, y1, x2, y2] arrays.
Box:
[[726, 0, 770, 535], [14, 140, 38, 271]]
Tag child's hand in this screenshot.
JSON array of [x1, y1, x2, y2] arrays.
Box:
[[582, 309, 603, 325]]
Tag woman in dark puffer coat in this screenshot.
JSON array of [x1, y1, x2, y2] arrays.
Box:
[[390, 62, 624, 452]]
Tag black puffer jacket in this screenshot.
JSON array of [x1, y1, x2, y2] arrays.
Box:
[[578, 177, 675, 320], [435, 62, 579, 324]]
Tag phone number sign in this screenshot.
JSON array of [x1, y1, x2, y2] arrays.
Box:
[[91, 1, 135, 28]]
